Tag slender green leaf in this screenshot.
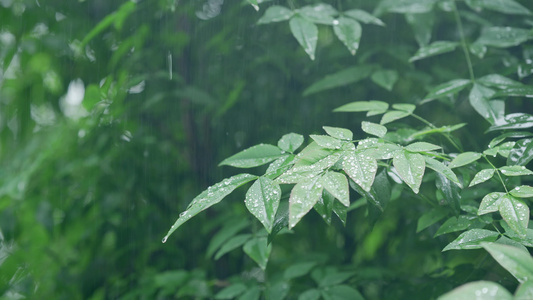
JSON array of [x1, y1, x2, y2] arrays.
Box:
[[436, 172, 461, 213], [322, 285, 365, 300], [332, 198, 348, 225], [320, 171, 350, 207], [371, 69, 398, 91], [333, 17, 362, 55], [343, 152, 378, 192], [163, 174, 257, 242], [297, 4, 337, 25], [508, 138, 533, 166], [496, 235, 529, 253], [289, 16, 318, 60], [361, 121, 387, 137], [488, 113, 533, 131], [417, 207, 449, 232], [510, 186, 533, 198], [310, 135, 342, 149], [478, 74, 523, 89], [393, 150, 425, 194], [220, 144, 283, 168], [465, 0, 532, 15], [435, 216, 471, 237], [243, 237, 272, 270], [344, 9, 385, 26], [409, 41, 458, 62], [449, 152, 482, 168], [392, 103, 416, 113], [323, 126, 353, 140], [475, 27, 532, 48], [375, 0, 437, 14], [469, 169, 495, 187], [304, 65, 375, 96], [284, 262, 317, 279], [257, 6, 294, 24], [245, 177, 281, 233], [494, 86, 533, 98], [500, 165, 533, 176], [437, 281, 512, 300], [215, 283, 247, 299], [425, 157, 461, 187], [215, 234, 253, 260], [482, 242, 533, 283], [334, 100, 389, 112], [405, 142, 441, 152], [289, 178, 323, 228], [380, 110, 411, 125], [424, 79, 471, 101], [479, 192, 505, 215], [442, 229, 499, 251]]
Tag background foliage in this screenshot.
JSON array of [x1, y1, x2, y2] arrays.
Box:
[[1, 0, 532, 299]]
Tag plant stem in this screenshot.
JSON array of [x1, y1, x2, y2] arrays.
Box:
[[411, 113, 463, 152], [483, 155, 509, 193], [452, 0, 475, 81]]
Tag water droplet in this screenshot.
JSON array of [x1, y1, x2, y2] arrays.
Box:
[[162, 236, 168, 243]]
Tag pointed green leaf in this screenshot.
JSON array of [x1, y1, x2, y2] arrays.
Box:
[[393, 150, 425, 194], [299, 289, 321, 300], [469, 42, 487, 59], [515, 280, 533, 300], [334, 100, 389, 113], [215, 234, 253, 260], [293, 142, 334, 167], [371, 69, 398, 91], [333, 17, 362, 55], [435, 216, 471, 237], [163, 174, 257, 242], [257, 6, 294, 24], [488, 113, 533, 131], [494, 86, 533, 98], [442, 229, 499, 251], [465, 0, 532, 15], [314, 190, 334, 225], [310, 135, 342, 149], [220, 144, 283, 168], [392, 103, 416, 113], [321, 285, 365, 300], [215, 283, 247, 299], [436, 172, 461, 213], [284, 262, 318, 280], [425, 157, 461, 187], [375, 0, 437, 14], [469, 83, 503, 124], [361, 121, 387, 138], [469, 169, 495, 187], [332, 198, 348, 225], [500, 165, 533, 176], [405, 12, 434, 46], [405, 142, 441, 152], [297, 4, 337, 25], [424, 79, 471, 101], [289, 16, 318, 60], [245, 177, 281, 233], [320, 171, 350, 207], [289, 178, 323, 228], [323, 126, 353, 140], [478, 74, 523, 89], [482, 242, 533, 283], [499, 194, 529, 237], [437, 281, 512, 300], [343, 152, 378, 192], [510, 186, 533, 198], [417, 207, 449, 232], [265, 155, 293, 179], [409, 41, 458, 62], [243, 237, 272, 270], [508, 138, 533, 166], [479, 192, 505, 215], [206, 218, 250, 258], [304, 65, 375, 96], [476, 27, 532, 48], [278, 133, 304, 153], [344, 9, 385, 26], [449, 152, 482, 168], [380, 110, 411, 125]]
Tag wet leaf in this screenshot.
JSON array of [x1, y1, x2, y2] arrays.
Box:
[[499, 165, 533, 176], [405, 142, 441, 152], [334, 100, 389, 113], [304, 65, 374, 96], [393, 150, 425, 194], [321, 285, 365, 300], [361, 121, 387, 138], [289, 16, 318, 60], [278, 133, 304, 153], [392, 103, 416, 113], [479, 192, 505, 215], [425, 157, 461, 187], [220, 144, 284, 168], [482, 242, 533, 283], [424, 79, 471, 101], [442, 229, 499, 251], [206, 218, 250, 258], [496, 236, 529, 253], [405, 12, 434, 46], [245, 177, 281, 233], [310, 135, 342, 149], [289, 178, 323, 228], [469, 42, 487, 59], [499, 194, 529, 237], [163, 174, 257, 242], [468, 83, 503, 124], [515, 280, 533, 300], [333, 17, 362, 55], [449, 152, 482, 168], [344, 9, 385, 26], [475, 27, 532, 48], [478, 74, 523, 89], [510, 186, 533, 198], [243, 237, 272, 270], [371, 69, 398, 91], [380, 110, 411, 125], [417, 207, 449, 233], [320, 171, 350, 207], [343, 152, 378, 192], [323, 126, 353, 140], [436, 172, 462, 213], [215, 234, 253, 259], [293, 142, 335, 167], [466, 0, 531, 15], [332, 199, 348, 225], [375, 0, 437, 14], [488, 113, 533, 131], [265, 155, 294, 179], [494, 86, 533, 98], [297, 4, 337, 25], [469, 169, 495, 187], [314, 190, 334, 225], [508, 138, 533, 166], [435, 215, 471, 237], [437, 281, 512, 300], [257, 6, 294, 24], [409, 41, 458, 62]]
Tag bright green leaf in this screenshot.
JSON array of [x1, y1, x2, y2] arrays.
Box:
[[278, 133, 304, 153], [510, 186, 533, 198], [494, 86, 533, 98], [424, 79, 471, 101], [334, 100, 389, 113], [437, 281, 512, 300], [220, 144, 283, 168], [475, 27, 532, 48], [310, 135, 342, 149], [361, 121, 387, 138], [479, 192, 505, 215], [469, 83, 503, 124], [333, 17, 362, 55], [482, 242, 533, 283], [435, 215, 471, 237], [449, 152, 482, 168], [409, 41, 458, 62], [289, 16, 318, 60], [320, 171, 350, 207], [442, 229, 499, 251], [323, 126, 353, 140], [371, 69, 398, 91], [304, 65, 375, 96], [343, 152, 378, 192], [405, 142, 441, 152], [257, 6, 294, 24], [500, 165, 533, 176], [488, 113, 533, 131], [245, 177, 281, 233], [380, 110, 411, 125], [392, 103, 416, 113], [289, 178, 323, 228], [393, 150, 425, 194], [344, 9, 385, 26], [297, 4, 337, 25], [515, 280, 533, 300], [499, 194, 529, 237], [425, 157, 461, 187], [478, 74, 523, 89], [469, 169, 495, 187]]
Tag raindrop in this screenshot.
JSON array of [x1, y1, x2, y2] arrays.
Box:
[[162, 236, 168, 243]]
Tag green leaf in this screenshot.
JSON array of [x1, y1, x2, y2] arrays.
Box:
[[469, 83, 503, 124], [469, 169, 495, 187], [238, 286, 261, 300], [215, 234, 253, 260], [515, 280, 533, 300], [320, 172, 350, 207], [293, 142, 334, 167], [475, 27, 532, 48], [334, 100, 389, 113], [215, 283, 247, 299], [488, 113, 533, 131], [344, 9, 385, 26], [496, 235, 529, 253], [405, 12, 434, 46], [508, 138, 533, 166], [436, 172, 461, 213], [323, 126, 353, 140], [469, 42, 487, 59], [257, 6, 294, 24], [245, 177, 281, 233], [425, 157, 461, 187], [321, 285, 365, 300], [449, 152, 482, 168], [333, 17, 362, 55], [500, 165, 533, 176], [220, 144, 284, 168], [206, 218, 250, 258], [314, 190, 334, 225], [405, 142, 441, 152], [297, 4, 337, 25], [442, 229, 499, 251], [435, 215, 471, 237], [494, 86, 533, 98], [499, 194, 529, 237], [243, 237, 272, 270], [246, 0, 259, 11], [299, 289, 321, 300], [304, 65, 375, 96], [278, 133, 304, 153], [371, 69, 398, 91], [380, 110, 411, 125], [163, 174, 257, 242], [409, 41, 458, 62], [265, 155, 293, 179], [392, 103, 416, 113], [343, 152, 378, 192], [478, 74, 523, 89], [310, 135, 342, 149], [375, 0, 437, 14], [332, 199, 348, 225], [478, 192, 505, 215], [424, 79, 471, 101], [482, 242, 533, 283], [265, 281, 290, 300], [289, 178, 323, 229], [361, 121, 387, 138], [437, 281, 512, 300], [511, 186, 533, 198], [417, 207, 449, 232], [465, 0, 532, 15], [284, 262, 317, 279], [393, 150, 425, 194], [289, 16, 318, 60]]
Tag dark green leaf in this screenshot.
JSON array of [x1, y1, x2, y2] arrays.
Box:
[[469, 83, 503, 124], [265, 281, 290, 300], [393, 150, 425, 194], [494, 86, 533, 98], [289, 178, 323, 228], [371, 69, 398, 91], [334, 100, 389, 113], [323, 126, 353, 140], [215, 283, 247, 299], [246, 0, 259, 11], [417, 207, 449, 232], [332, 198, 348, 225], [424, 79, 471, 101], [482, 242, 533, 283], [442, 229, 499, 251], [322, 285, 365, 300], [278, 133, 304, 153], [238, 286, 261, 300], [344, 9, 385, 26], [405, 12, 434, 46], [425, 157, 461, 187], [488, 113, 533, 131], [257, 6, 294, 24], [243, 237, 272, 270], [436, 172, 462, 212], [333, 17, 362, 55], [284, 262, 317, 279], [475, 27, 532, 48], [465, 0, 532, 15], [435, 216, 472, 237], [304, 65, 374, 96], [499, 194, 529, 237], [245, 177, 281, 233], [409, 41, 458, 62], [375, 0, 437, 14], [437, 281, 512, 300], [508, 138, 533, 166], [206, 218, 250, 258], [289, 16, 318, 60], [220, 144, 284, 168], [215, 234, 253, 260], [478, 74, 523, 89], [298, 289, 321, 300], [314, 190, 334, 225]]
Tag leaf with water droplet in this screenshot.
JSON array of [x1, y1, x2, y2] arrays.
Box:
[[507, 138, 533, 166], [488, 113, 533, 131], [361, 121, 387, 137], [245, 177, 281, 233], [475, 26, 532, 48], [437, 280, 512, 300], [344, 9, 385, 26], [289, 178, 323, 229], [162, 173, 257, 242], [409, 41, 458, 62], [320, 171, 350, 207], [478, 74, 524, 89], [243, 236, 272, 270], [343, 152, 378, 192], [393, 150, 425, 194], [469, 83, 503, 125], [297, 3, 338, 25], [510, 185, 533, 198], [482, 242, 533, 284], [289, 16, 318, 60], [435, 216, 472, 237], [499, 194, 529, 238], [469, 169, 495, 187], [442, 229, 499, 251], [380, 110, 411, 125], [478, 192, 505, 215], [219, 144, 284, 168], [423, 79, 471, 102], [257, 5, 293, 24], [333, 17, 361, 55], [405, 142, 441, 152], [425, 157, 461, 187], [278, 133, 304, 153], [514, 280, 533, 300], [323, 126, 353, 140], [310, 135, 342, 149], [392, 103, 416, 113], [265, 155, 294, 179], [449, 152, 482, 168], [314, 190, 334, 225], [333, 100, 389, 113], [499, 165, 533, 176]]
